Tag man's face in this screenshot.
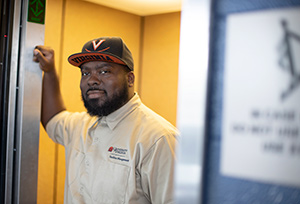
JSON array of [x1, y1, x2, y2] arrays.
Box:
[[80, 61, 131, 117]]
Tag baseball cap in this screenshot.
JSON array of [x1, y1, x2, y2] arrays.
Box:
[[68, 37, 134, 71]]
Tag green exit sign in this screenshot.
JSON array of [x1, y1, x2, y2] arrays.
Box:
[[27, 0, 46, 24]]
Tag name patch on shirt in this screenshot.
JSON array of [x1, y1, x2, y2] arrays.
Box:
[[108, 146, 129, 162]]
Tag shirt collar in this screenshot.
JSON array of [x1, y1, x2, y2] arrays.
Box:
[[99, 93, 141, 130]]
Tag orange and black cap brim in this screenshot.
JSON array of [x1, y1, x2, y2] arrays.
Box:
[[68, 52, 127, 68]]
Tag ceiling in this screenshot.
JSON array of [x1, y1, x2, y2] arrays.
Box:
[[83, 0, 182, 16]]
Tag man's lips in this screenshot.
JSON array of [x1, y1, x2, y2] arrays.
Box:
[[86, 89, 106, 99]]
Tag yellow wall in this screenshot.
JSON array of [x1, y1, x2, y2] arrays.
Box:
[[38, 0, 180, 203], [37, 0, 64, 203], [141, 13, 181, 126]]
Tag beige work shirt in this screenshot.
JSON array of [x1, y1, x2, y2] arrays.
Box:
[[46, 94, 179, 204]]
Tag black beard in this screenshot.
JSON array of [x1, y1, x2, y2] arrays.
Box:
[[82, 83, 129, 117]]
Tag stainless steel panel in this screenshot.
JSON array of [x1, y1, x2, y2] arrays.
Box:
[[15, 20, 44, 203], [175, 0, 212, 203], [6, 0, 45, 203]]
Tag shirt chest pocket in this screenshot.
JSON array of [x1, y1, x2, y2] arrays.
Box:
[[92, 160, 130, 204]]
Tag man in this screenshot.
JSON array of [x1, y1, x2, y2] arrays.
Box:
[[33, 37, 179, 204]]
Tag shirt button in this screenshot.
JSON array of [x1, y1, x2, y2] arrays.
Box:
[[93, 137, 99, 144], [85, 160, 90, 166]]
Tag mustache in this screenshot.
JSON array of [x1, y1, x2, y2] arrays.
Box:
[[86, 87, 107, 94]]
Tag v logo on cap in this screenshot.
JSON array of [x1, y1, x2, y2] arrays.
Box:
[[93, 40, 104, 50], [85, 39, 110, 53]]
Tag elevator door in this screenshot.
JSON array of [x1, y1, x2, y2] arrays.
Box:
[[0, 0, 45, 203]]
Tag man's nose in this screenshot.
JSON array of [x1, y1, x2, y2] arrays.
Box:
[[88, 73, 101, 86]]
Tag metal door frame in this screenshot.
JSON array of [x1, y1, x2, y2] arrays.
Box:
[[5, 0, 45, 203]]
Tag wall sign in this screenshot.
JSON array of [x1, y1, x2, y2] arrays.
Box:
[[221, 7, 300, 187]]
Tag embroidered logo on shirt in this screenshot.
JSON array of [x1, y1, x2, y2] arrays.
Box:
[[108, 146, 129, 162]]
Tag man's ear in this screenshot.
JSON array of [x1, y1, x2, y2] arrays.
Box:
[[127, 72, 135, 87]]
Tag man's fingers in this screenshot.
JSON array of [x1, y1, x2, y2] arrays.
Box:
[[33, 49, 46, 70], [33, 45, 53, 58], [33, 48, 49, 69], [33, 45, 55, 72], [33, 48, 42, 62], [33, 46, 52, 63]]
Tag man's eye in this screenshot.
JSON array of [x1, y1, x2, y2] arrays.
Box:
[[82, 72, 89, 76], [100, 70, 110, 74]]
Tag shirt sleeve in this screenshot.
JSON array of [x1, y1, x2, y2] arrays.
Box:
[[45, 110, 71, 146], [140, 133, 178, 204], [45, 110, 91, 146]]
